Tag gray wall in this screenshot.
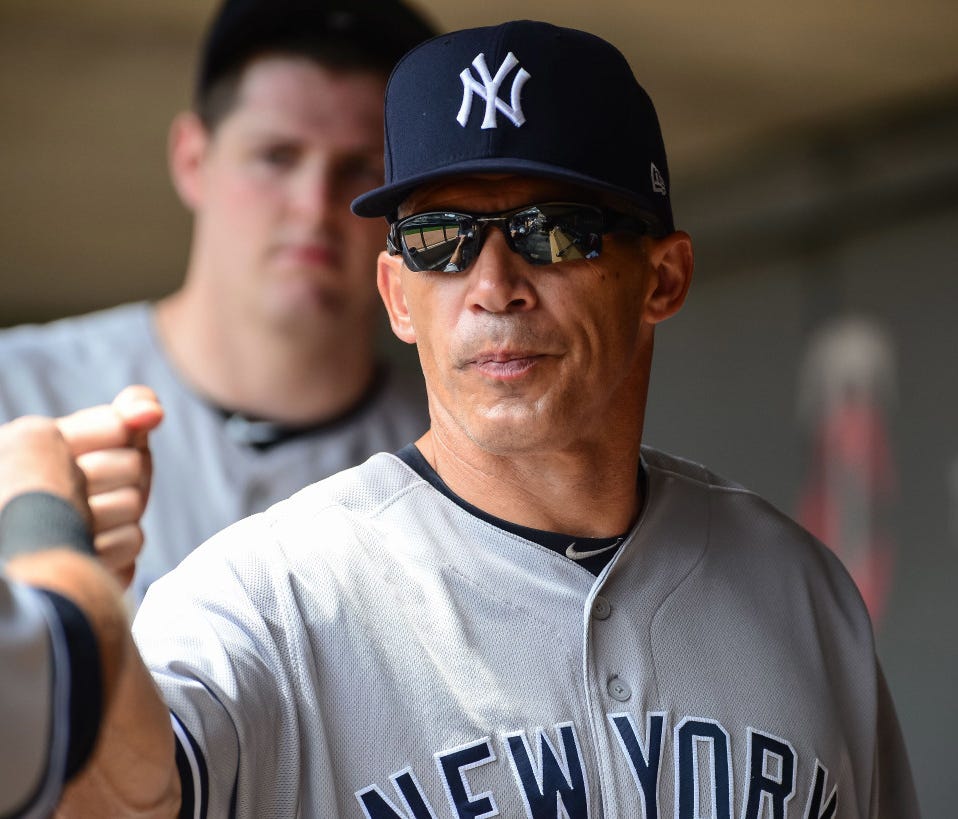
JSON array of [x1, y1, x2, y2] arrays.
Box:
[[646, 91, 958, 815]]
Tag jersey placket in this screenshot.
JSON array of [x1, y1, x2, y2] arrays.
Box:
[[578, 464, 710, 816]]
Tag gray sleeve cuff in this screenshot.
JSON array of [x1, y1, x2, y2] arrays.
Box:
[[0, 491, 95, 558]]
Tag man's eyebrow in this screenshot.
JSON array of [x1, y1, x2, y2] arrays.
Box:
[[237, 127, 302, 142], [236, 129, 383, 154]]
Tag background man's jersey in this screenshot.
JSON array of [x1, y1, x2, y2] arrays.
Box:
[[0, 302, 428, 604], [134, 448, 918, 818]]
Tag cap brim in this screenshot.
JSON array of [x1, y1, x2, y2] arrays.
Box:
[[351, 157, 673, 230]]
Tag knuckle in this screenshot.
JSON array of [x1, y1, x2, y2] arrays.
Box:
[[90, 486, 146, 530], [10, 415, 60, 442], [132, 486, 148, 515]]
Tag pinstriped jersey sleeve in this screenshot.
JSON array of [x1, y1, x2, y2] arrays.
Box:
[[0, 577, 69, 819]]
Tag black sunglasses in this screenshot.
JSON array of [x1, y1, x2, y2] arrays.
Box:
[[387, 202, 660, 274]]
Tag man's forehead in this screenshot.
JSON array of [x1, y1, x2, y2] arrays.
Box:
[[400, 174, 602, 216]]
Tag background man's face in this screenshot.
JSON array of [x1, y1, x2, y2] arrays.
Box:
[[190, 56, 388, 339]]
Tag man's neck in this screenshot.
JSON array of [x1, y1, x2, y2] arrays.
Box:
[[415, 426, 644, 539], [154, 288, 378, 426]]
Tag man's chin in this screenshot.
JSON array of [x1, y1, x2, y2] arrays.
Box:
[[260, 298, 348, 339], [460, 403, 563, 456], [263, 281, 348, 322]]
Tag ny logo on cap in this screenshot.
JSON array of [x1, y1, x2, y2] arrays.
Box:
[[457, 52, 531, 129]]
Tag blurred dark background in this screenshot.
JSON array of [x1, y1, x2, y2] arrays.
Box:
[[2, 1, 956, 812]]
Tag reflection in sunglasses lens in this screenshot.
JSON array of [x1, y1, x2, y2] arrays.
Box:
[[397, 204, 607, 272]]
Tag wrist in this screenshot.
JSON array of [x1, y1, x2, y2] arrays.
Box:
[[0, 491, 95, 558]]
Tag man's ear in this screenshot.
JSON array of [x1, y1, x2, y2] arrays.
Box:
[[642, 231, 694, 324], [377, 251, 417, 345], [168, 112, 210, 211]]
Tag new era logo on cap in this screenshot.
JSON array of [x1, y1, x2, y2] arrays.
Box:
[[457, 52, 531, 129], [651, 162, 667, 195], [351, 19, 675, 234]]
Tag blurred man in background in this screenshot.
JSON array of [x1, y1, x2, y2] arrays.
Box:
[[0, 0, 435, 604]]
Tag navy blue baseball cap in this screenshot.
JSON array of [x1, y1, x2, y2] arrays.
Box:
[[352, 20, 674, 233]]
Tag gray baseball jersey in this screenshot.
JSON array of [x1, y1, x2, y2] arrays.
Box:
[[0, 302, 428, 604], [0, 577, 102, 819], [133, 447, 918, 818]]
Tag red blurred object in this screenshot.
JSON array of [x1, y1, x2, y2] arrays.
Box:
[[796, 317, 898, 627]]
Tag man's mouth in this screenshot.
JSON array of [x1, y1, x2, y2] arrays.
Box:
[[278, 242, 338, 267], [468, 351, 544, 379]]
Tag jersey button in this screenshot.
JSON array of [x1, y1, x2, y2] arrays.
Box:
[[607, 676, 632, 702], [592, 596, 612, 620]]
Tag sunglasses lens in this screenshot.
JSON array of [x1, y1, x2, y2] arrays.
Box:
[[394, 204, 609, 272], [397, 213, 476, 272], [509, 205, 604, 264]]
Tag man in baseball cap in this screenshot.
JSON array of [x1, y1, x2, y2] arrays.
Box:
[[61, 20, 918, 818]]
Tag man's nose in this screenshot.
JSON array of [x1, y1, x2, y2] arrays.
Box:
[[290, 164, 337, 226], [465, 228, 539, 314]]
